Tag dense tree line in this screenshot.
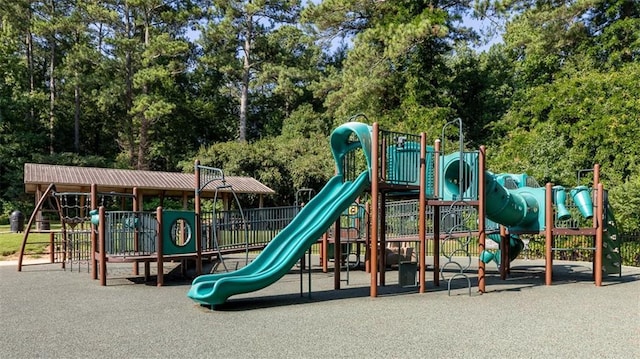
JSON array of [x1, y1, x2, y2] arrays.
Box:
[[0, 1, 638, 231]]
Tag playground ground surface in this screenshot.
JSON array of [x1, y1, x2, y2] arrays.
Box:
[[1, 256, 639, 359]]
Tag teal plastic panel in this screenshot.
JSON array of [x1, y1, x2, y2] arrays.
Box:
[[162, 210, 196, 255]]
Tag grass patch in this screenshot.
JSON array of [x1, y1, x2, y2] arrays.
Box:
[[0, 225, 53, 260]]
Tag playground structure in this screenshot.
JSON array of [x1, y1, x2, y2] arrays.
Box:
[[187, 119, 621, 306], [16, 164, 297, 286], [16, 119, 621, 305]]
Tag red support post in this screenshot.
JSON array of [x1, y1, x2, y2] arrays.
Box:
[[370, 123, 379, 298], [545, 183, 553, 285], [595, 183, 604, 286], [418, 132, 427, 293]]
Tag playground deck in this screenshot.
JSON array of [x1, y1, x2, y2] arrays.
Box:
[[2, 257, 638, 358]]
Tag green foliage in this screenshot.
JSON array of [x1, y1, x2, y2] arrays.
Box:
[[184, 111, 334, 207], [489, 63, 640, 186], [609, 175, 640, 233], [621, 240, 640, 267]]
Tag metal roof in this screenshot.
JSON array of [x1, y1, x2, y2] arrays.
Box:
[[23, 163, 275, 197]]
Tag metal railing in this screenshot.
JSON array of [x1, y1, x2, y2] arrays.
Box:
[[104, 211, 157, 256], [379, 130, 422, 185], [51, 230, 92, 272], [377, 129, 438, 195], [384, 199, 479, 239], [201, 205, 302, 252]]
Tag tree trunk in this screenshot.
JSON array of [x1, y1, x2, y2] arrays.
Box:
[[238, 13, 253, 143], [136, 16, 151, 170], [74, 70, 80, 153], [124, 2, 135, 167], [48, 0, 56, 155], [26, 9, 34, 125]]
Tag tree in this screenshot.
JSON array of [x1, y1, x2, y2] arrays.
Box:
[[199, 0, 302, 142], [482, 0, 640, 229], [304, 0, 479, 138], [95, 0, 195, 169]]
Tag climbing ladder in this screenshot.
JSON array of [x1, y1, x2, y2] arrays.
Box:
[[602, 204, 622, 275]]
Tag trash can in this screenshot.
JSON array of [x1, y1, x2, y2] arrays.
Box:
[[399, 261, 417, 287], [10, 210, 25, 233]]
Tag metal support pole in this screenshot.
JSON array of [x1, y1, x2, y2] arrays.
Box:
[[91, 184, 97, 280], [334, 218, 341, 290], [500, 226, 508, 280], [99, 206, 107, 286]]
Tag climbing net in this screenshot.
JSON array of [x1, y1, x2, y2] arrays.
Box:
[[53, 191, 135, 229], [55, 192, 92, 229]]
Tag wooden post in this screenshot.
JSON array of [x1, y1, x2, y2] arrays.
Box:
[[545, 183, 553, 285], [595, 183, 604, 286], [418, 132, 427, 293], [370, 123, 379, 297], [477, 146, 486, 293], [49, 232, 54, 264]]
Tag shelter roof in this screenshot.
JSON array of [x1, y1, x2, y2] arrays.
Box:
[[23, 163, 275, 198]]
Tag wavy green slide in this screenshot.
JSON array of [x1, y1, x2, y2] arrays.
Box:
[[188, 121, 373, 306], [187, 170, 370, 306]]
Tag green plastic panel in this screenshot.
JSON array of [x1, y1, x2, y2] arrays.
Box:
[[330, 121, 373, 180], [602, 205, 621, 275], [162, 210, 196, 255]]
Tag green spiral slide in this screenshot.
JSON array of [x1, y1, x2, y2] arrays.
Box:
[[188, 122, 373, 306]]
